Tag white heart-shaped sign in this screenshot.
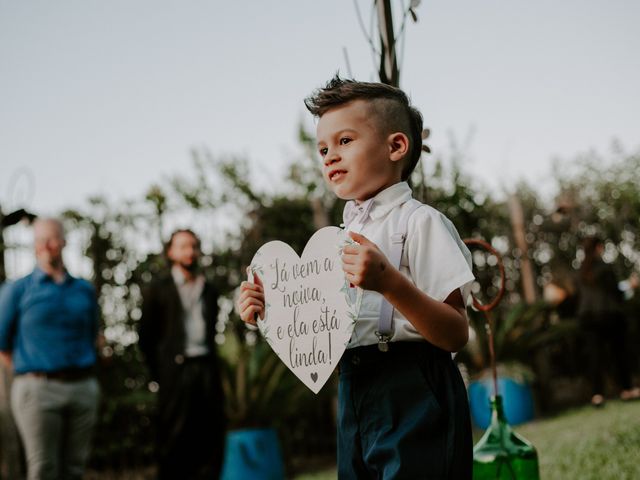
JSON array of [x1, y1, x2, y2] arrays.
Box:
[[250, 227, 362, 394]]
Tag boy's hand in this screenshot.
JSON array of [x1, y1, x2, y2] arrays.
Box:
[[342, 231, 393, 293], [237, 273, 265, 326]]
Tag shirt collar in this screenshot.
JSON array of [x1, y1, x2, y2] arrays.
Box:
[[342, 198, 375, 228], [171, 265, 204, 286], [342, 182, 413, 227], [368, 182, 413, 220], [171, 265, 187, 285], [32, 266, 71, 284]]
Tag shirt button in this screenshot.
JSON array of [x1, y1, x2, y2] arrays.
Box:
[[351, 355, 360, 365], [174, 354, 184, 365]]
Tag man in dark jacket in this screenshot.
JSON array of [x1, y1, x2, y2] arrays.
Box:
[[138, 229, 226, 480]]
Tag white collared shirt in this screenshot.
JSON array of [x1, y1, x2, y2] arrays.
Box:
[[344, 182, 475, 348], [171, 266, 209, 357]]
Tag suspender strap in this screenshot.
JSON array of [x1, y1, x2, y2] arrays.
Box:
[[376, 199, 423, 351]]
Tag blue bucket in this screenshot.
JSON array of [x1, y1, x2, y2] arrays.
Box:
[[468, 377, 535, 429], [221, 428, 285, 480]]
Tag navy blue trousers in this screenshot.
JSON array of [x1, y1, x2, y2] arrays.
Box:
[[337, 342, 472, 479]]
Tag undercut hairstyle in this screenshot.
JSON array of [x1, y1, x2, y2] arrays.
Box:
[[164, 229, 201, 256], [304, 75, 424, 180]]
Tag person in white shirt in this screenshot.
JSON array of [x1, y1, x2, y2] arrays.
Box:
[[238, 76, 474, 479]]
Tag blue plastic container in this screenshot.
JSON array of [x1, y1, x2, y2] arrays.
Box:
[[468, 377, 535, 429], [220, 428, 285, 480]]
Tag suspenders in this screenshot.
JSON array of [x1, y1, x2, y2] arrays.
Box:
[[375, 199, 423, 351], [344, 198, 424, 352]]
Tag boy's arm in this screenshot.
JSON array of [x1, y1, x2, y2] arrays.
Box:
[[342, 231, 468, 352], [381, 270, 468, 352]]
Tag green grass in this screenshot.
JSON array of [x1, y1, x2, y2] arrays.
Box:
[[518, 399, 640, 480], [293, 400, 640, 479]]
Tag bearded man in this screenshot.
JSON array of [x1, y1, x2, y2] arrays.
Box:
[[138, 229, 226, 480]]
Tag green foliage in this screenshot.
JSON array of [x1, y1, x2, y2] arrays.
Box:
[[518, 400, 640, 479], [220, 341, 287, 427], [59, 202, 160, 469], [414, 143, 640, 392], [465, 301, 550, 374], [510, 147, 640, 296], [219, 326, 313, 429], [90, 347, 156, 469]]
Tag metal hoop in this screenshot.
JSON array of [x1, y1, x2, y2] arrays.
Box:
[[463, 238, 506, 312]]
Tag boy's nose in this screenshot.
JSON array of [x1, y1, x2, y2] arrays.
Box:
[[324, 151, 340, 166]]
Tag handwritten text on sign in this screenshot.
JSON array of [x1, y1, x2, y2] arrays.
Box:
[[250, 227, 361, 394]]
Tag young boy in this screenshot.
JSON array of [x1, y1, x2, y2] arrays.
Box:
[[238, 76, 474, 479]]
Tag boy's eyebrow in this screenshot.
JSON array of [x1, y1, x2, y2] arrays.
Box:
[[317, 128, 358, 146]]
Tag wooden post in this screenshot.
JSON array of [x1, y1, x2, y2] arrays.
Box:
[[508, 194, 537, 304], [376, 0, 399, 87]]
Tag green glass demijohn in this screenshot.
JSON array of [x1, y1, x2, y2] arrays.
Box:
[[466, 239, 540, 479], [472, 395, 540, 479]]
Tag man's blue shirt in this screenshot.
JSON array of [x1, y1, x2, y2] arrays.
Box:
[[0, 267, 98, 374]]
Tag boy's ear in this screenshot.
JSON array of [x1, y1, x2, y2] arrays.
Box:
[[387, 132, 410, 162]]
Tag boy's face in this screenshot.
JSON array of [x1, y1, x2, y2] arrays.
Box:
[[316, 100, 403, 202]]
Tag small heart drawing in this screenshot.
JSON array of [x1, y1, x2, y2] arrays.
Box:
[[251, 227, 362, 394]]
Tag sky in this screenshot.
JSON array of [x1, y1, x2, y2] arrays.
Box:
[[1, 1, 639, 275]]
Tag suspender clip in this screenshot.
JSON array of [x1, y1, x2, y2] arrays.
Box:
[[375, 331, 392, 352], [390, 233, 405, 244]]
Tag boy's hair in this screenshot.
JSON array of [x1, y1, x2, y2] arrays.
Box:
[[304, 75, 424, 181]]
